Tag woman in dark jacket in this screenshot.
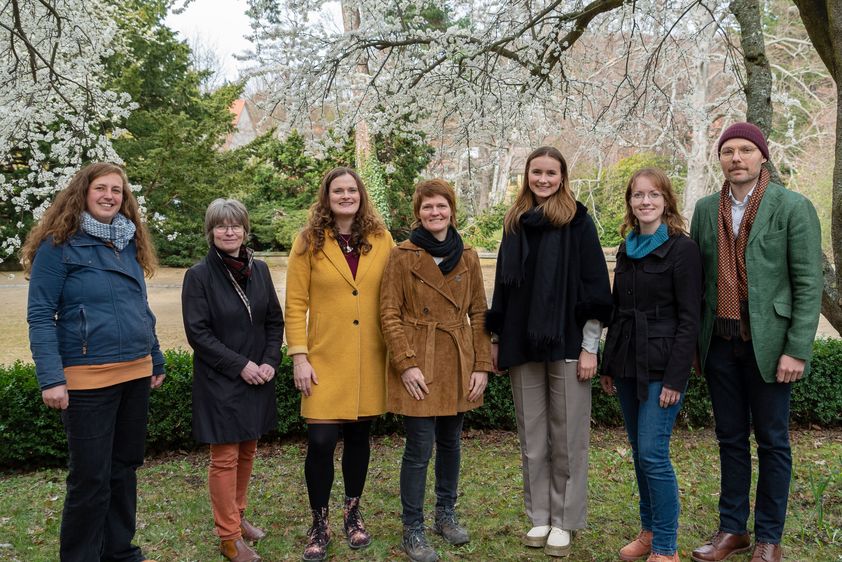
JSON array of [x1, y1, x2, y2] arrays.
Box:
[[600, 168, 702, 562], [182, 198, 285, 562], [24, 162, 164, 562], [486, 147, 612, 558]]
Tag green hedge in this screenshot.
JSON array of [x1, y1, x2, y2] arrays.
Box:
[[2, 340, 840, 469]]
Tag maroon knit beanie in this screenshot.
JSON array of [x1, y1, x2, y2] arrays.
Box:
[[717, 122, 770, 160]]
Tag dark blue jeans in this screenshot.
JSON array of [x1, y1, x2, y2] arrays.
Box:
[[705, 336, 792, 544], [400, 414, 464, 526], [60, 377, 151, 562], [616, 378, 683, 556]]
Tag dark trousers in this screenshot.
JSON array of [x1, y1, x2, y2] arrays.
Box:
[[60, 377, 150, 562], [705, 336, 792, 543], [400, 414, 464, 526]]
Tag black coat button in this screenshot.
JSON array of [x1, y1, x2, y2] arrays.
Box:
[[352, 290, 358, 296], [353, 320, 359, 325], [423, 307, 430, 314]]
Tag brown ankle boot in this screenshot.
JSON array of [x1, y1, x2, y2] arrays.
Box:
[[240, 517, 266, 542], [220, 538, 261, 562], [620, 530, 653, 561], [303, 507, 331, 561]]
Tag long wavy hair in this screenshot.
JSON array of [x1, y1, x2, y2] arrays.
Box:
[[296, 167, 386, 255], [21, 162, 158, 277], [503, 146, 577, 233], [620, 167, 687, 238]]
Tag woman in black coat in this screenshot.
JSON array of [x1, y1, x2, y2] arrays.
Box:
[[182, 198, 284, 562], [599, 168, 702, 562]]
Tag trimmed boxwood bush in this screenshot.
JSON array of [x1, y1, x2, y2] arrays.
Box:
[[1, 340, 840, 469]]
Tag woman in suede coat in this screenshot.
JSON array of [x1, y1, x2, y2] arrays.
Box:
[[380, 179, 492, 562]]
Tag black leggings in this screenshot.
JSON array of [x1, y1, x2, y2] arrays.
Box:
[[305, 420, 372, 509]]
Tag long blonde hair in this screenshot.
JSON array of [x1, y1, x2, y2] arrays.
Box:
[[297, 167, 386, 255], [21, 162, 158, 277], [620, 167, 687, 238], [503, 146, 577, 233]]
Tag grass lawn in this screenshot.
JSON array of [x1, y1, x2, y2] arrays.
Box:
[[0, 429, 839, 561]]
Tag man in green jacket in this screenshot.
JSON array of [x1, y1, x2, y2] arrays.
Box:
[[689, 122, 822, 562]]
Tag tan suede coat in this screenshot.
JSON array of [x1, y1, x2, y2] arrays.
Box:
[[380, 240, 493, 417]]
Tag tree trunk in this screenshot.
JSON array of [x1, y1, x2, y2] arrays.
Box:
[[792, 0, 842, 332], [341, 1, 372, 166], [683, 19, 715, 221], [730, 0, 782, 185]]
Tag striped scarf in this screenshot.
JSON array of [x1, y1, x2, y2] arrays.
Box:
[[714, 167, 769, 338]]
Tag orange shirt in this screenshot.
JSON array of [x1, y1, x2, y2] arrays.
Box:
[[63, 355, 153, 390]]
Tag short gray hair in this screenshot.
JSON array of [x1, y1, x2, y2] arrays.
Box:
[[204, 198, 250, 246]]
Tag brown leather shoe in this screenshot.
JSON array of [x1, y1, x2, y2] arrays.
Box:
[[240, 518, 266, 542], [750, 543, 782, 562], [220, 538, 262, 562], [691, 531, 751, 561], [620, 530, 653, 560], [647, 554, 679, 562]]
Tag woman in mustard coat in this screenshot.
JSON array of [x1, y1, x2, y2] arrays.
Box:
[[285, 166, 393, 561], [380, 179, 493, 562]]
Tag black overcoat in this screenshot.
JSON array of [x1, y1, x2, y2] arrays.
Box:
[[601, 234, 702, 401], [182, 249, 284, 443]]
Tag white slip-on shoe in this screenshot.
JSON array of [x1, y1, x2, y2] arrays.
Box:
[[522, 525, 552, 547], [544, 527, 572, 557]]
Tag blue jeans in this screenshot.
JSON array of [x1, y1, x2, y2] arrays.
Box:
[[400, 414, 464, 526], [705, 336, 791, 544], [616, 378, 683, 556], [60, 377, 150, 562]]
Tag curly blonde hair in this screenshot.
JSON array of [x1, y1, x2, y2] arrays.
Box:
[[21, 162, 158, 277], [503, 146, 577, 233], [620, 167, 687, 238], [296, 167, 386, 255]]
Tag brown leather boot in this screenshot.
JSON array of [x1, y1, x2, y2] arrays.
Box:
[[620, 530, 653, 560], [220, 538, 262, 562], [749, 543, 782, 562], [240, 517, 266, 542], [691, 531, 751, 561]]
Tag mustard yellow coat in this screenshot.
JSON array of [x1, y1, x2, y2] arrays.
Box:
[[285, 230, 394, 420]]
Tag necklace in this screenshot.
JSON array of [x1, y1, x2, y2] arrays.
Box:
[[337, 232, 354, 254]]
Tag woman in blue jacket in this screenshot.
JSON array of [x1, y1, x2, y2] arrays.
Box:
[[23, 162, 164, 562]]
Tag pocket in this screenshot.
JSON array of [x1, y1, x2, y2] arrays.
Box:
[[773, 300, 791, 319], [79, 306, 88, 356], [642, 262, 671, 274], [763, 228, 786, 241]]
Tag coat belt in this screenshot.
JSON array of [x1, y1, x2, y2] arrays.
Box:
[[613, 307, 676, 400], [404, 316, 467, 384]]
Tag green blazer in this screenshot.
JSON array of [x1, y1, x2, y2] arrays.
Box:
[[690, 181, 822, 382]]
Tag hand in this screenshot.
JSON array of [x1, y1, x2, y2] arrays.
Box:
[[240, 360, 263, 385], [776, 354, 805, 383], [150, 374, 165, 389], [692, 351, 703, 377], [292, 354, 318, 396], [491, 343, 500, 373], [659, 386, 681, 408], [467, 371, 488, 402], [577, 349, 597, 381], [600, 375, 615, 395], [258, 363, 276, 383], [42, 385, 69, 410], [401, 367, 429, 400]]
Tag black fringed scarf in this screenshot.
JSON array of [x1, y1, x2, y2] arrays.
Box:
[[499, 208, 570, 348]]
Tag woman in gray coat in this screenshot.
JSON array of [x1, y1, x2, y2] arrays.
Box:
[[182, 199, 285, 562]]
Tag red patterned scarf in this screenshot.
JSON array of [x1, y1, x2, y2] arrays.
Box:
[[715, 167, 769, 339]]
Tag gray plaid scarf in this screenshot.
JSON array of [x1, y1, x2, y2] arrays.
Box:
[[81, 211, 136, 250]]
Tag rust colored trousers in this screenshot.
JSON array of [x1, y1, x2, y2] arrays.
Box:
[[209, 440, 257, 540]]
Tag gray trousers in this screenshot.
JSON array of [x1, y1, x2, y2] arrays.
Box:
[[510, 360, 591, 530]]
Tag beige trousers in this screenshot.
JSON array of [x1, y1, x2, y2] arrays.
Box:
[[510, 360, 591, 530]]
